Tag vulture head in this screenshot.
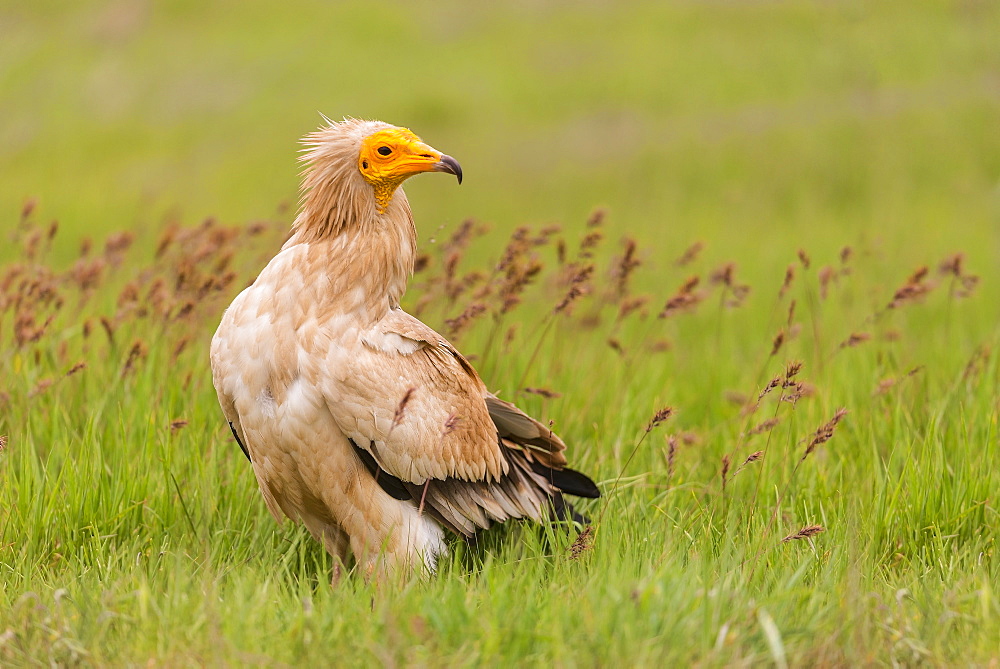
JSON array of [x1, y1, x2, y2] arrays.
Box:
[[294, 118, 461, 239]]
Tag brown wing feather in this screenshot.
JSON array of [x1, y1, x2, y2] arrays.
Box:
[[322, 308, 599, 536], [319, 309, 506, 484], [485, 395, 568, 468]]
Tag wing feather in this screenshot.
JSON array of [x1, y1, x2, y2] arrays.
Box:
[[318, 308, 506, 485], [315, 307, 600, 538]]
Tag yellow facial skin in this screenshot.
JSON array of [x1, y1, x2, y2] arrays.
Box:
[[358, 127, 462, 212]]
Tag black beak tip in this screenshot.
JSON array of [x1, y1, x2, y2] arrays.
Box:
[[438, 155, 463, 185]]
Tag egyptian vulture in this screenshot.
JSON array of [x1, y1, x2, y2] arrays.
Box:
[[210, 118, 599, 577]]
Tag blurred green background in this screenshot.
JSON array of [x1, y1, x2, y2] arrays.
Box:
[[4, 0, 998, 269]]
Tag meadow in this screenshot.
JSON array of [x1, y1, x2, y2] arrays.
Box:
[[2, 1, 999, 665]]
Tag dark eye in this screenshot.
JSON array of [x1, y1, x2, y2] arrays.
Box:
[[377, 146, 392, 156]]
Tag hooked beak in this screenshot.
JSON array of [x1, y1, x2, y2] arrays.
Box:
[[433, 155, 463, 184]]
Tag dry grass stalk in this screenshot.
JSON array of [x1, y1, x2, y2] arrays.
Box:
[[648, 339, 671, 353], [0, 435, 6, 452], [607, 338, 625, 356], [553, 264, 593, 315], [709, 263, 751, 308], [675, 241, 704, 267], [725, 390, 750, 406], [962, 345, 991, 382], [413, 253, 430, 274], [749, 417, 781, 436], [875, 377, 897, 395], [121, 340, 147, 377], [839, 332, 871, 348], [720, 455, 731, 490], [617, 295, 649, 321], [802, 408, 848, 461], [391, 387, 416, 430], [875, 367, 924, 395], [65, 361, 86, 376], [771, 330, 785, 356], [818, 265, 836, 300], [658, 276, 702, 318], [523, 387, 561, 399], [612, 238, 641, 297], [569, 525, 594, 559], [172, 337, 190, 361], [887, 266, 932, 309], [645, 407, 675, 433], [779, 264, 796, 298], [797, 249, 811, 269], [20, 198, 37, 222], [732, 450, 764, 479], [29, 378, 54, 398], [938, 253, 979, 298], [444, 302, 486, 336], [781, 382, 813, 407], [504, 324, 518, 346], [496, 226, 531, 273], [169, 419, 188, 432], [586, 208, 606, 228], [99, 316, 116, 346], [577, 231, 603, 260], [782, 525, 825, 543], [757, 376, 781, 402], [665, 435, 678, 481]]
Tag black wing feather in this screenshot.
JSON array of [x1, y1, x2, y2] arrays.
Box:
[[230, 421, 251, 462], [349, 438, 413, 501]]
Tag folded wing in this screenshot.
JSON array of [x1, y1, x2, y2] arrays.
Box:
[[318, 308, 598, 537]]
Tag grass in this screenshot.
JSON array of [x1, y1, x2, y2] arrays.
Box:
[[2, 0, 999, 665]]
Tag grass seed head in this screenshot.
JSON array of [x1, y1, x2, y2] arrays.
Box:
[[612, 238, 641, 296], [771, 330, 785, 356], [840, 332, 871, 348], [782, 525, 826, 543], [675, 241, 704, 267], [665, 435, 678, 480], [645, 406, 675, 433], [444, 303, 486, 336], [757, 376, 781, 402], [779, 264, 796, 298], [569, 525, 594, 559], [658, 275, 702, 318], [802, 408, 848, 461], [749, 417, 781, 436], [524, 387, 561, 399], [586, 208, 606, 228]]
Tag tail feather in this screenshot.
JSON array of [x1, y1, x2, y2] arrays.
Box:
[[528, 461, 601, 499]]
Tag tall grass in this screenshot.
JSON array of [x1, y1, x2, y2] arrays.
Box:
[[2, 198, 997, 664], [3, 0, 999, 664]]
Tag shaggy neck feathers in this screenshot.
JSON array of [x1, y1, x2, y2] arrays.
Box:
[[286, 119, 418, 319]]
